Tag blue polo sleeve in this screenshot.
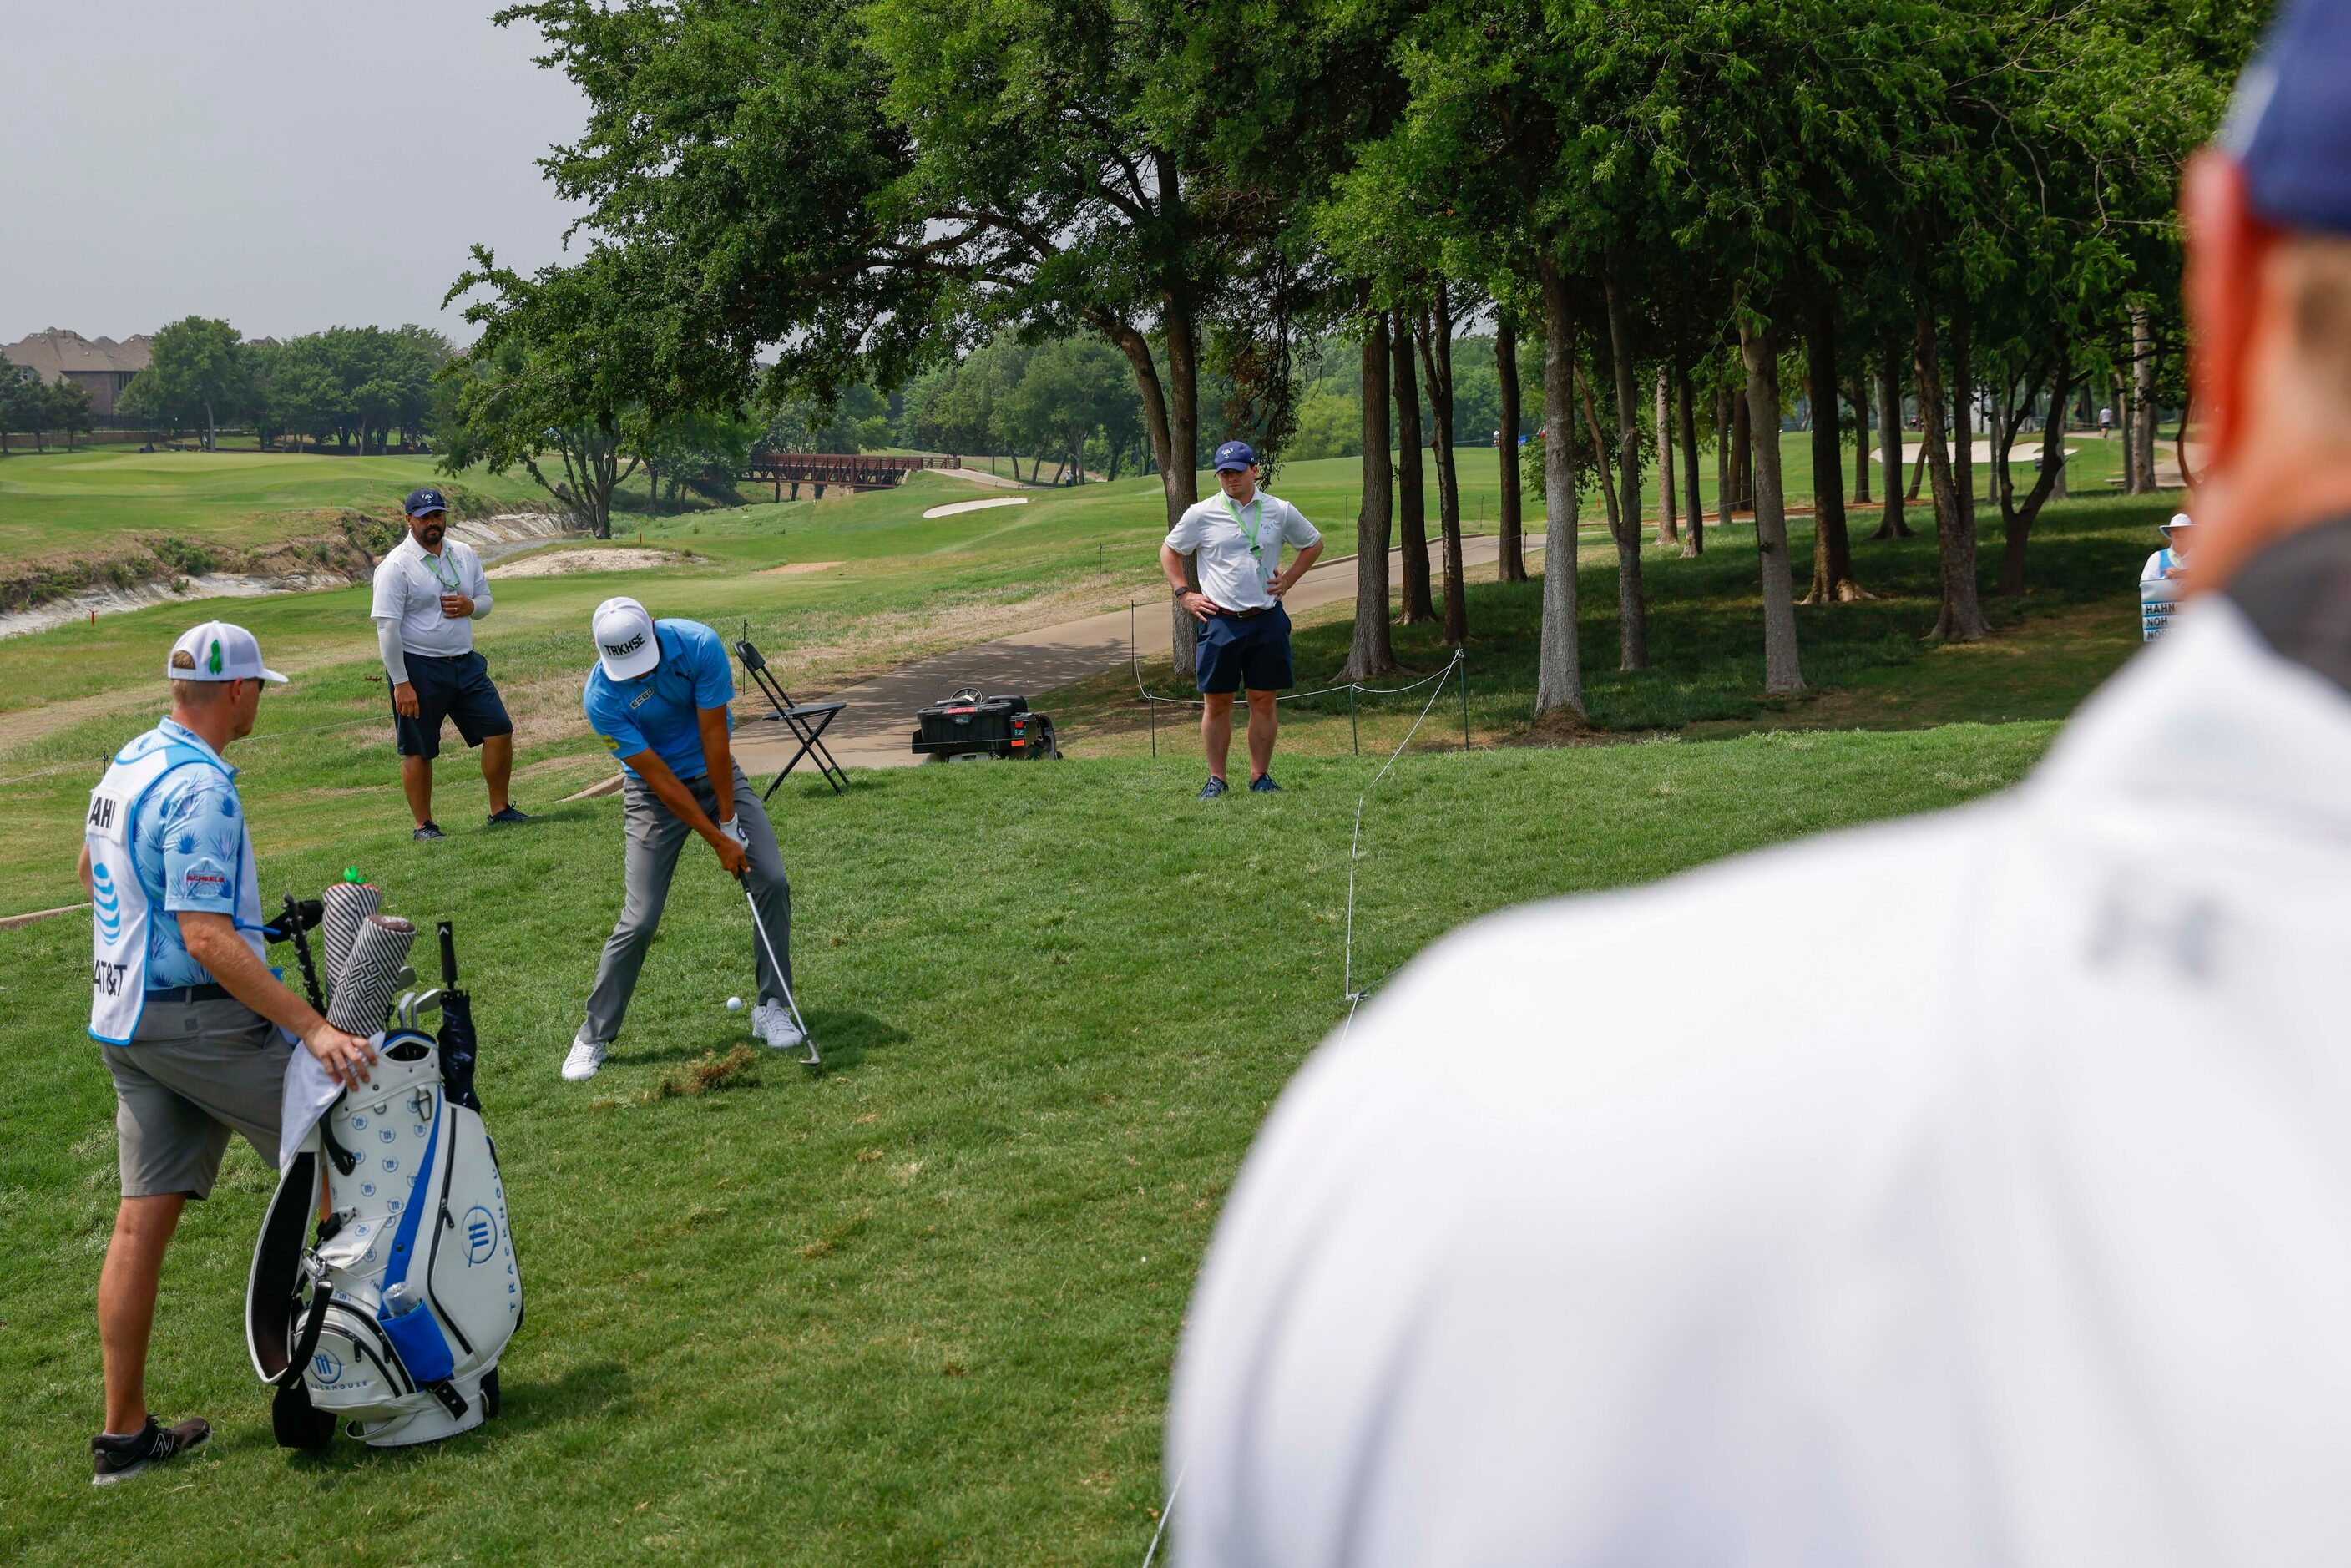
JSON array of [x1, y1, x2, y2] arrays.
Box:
[[159, 776, 244, 913], [680, 622, 734, 709], [583, 678, 648, 761]]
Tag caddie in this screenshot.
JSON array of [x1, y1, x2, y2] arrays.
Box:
[[1160, 439, 1322, 799], [564, 597, 800, 1081], [371, 487, 531, 841], [1170, 3, 2351, 1558], [80, 620, 376, 1485]]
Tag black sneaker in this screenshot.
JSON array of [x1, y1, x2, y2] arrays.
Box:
[[91, 1415, 210, 1485], [1248, 774, 1283, 793], [486, 806, 533, 826], [1198, 777, 1230, 800], [412, 821, 446, 842]]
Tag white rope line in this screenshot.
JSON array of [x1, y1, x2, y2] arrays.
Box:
[[1340, 650, 1464, 1013], [1141, 1463, 1186, 1568], [1129, 657, 1455, 709], [1126, 599, 1463, 711], [1135, 660, 1454, 1568]]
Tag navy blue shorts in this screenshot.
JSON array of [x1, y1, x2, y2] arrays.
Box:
[[1194, 604, 1295, 695], [392, 650, 513, 760]]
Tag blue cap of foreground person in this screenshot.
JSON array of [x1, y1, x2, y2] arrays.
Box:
[[404, 488, 448, 518], [1213, 441, 1256, 473], [2222, 0, 2351, 234]]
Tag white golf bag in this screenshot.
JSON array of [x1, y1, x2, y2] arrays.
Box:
[[246, 1027, 522, 1448]]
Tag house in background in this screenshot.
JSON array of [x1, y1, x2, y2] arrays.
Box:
[[2, 329, 153, 417]]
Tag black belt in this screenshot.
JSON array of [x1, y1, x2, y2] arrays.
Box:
[[147, 983, 232, 1004], [1215, 605, 1272, 620]]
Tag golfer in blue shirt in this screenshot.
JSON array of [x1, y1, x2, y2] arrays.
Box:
[[566, 598, 798, 1080]]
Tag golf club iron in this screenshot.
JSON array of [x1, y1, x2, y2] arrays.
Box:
[[388, 988, 444, 1032], [744, 883, 816, 1065]]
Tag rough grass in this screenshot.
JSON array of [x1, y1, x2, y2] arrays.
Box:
[[0, 429, 2163, 1559], [0, 731, 2057, 1565], [1049, 488, 2169, 758]]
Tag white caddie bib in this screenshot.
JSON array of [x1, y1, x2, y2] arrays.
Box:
[[87, 728, 265, 1044]]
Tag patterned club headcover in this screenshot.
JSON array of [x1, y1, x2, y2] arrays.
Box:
[[321, 881, 382, 996], [326, 913, 417, 1035]]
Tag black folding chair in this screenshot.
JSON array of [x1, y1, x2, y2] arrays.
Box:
[[735, 640, 849, 797]]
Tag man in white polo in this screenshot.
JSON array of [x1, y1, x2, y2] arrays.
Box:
[[370, 487, 529, 841], [1160, 440, 1322, 800]]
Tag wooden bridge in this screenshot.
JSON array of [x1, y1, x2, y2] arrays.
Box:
[[741, 452, 957, 500]]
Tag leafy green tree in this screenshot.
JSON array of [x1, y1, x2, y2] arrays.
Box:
[[1288, 390, 1362, 460], [639, 409, 759, 508], [119, 316, 249, 450], [442, 247, 667, 539], [46, 375, 94, 451], [0, 365, 48, 455]]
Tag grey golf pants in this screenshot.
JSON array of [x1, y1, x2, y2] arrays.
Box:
[[580, 762, 792, 1044]]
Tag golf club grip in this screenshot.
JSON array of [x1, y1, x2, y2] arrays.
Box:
[[438, 920, 458, 988], [284, 894, 326, 1012]]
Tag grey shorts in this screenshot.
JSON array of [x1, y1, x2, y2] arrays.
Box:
[[103, 995, 288, 1199]]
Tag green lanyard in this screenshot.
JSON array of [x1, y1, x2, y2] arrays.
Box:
[[422, 546, 462, 593], [1221, 494, 1266, 563]]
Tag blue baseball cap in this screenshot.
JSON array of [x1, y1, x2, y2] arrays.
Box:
[[1213, 440, 1257, 473], [404, 487, 448, 518], [2222, 0, 2351, 234]]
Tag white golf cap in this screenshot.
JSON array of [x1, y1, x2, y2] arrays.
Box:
[[591, 596, 660, 680], [2163, 512, 2195, 532], [166, 620, 287, 684]]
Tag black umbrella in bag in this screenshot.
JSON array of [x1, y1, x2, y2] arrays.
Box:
[[436, 920, 480, 1111]]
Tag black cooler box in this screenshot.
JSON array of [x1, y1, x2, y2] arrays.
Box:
[[912, 686, 1058, 761]]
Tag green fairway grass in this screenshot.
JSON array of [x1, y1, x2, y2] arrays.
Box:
[[1, 727, 2056, 1565], [0, 426, 2139, 574], [0, 449, 550, 564], [0, 423, 2177, 1560], [0, 464, 2179, 921]]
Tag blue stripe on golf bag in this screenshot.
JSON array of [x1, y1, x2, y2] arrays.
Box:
[[376, 1101, 458, 1384]]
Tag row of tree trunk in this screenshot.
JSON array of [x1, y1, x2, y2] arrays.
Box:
[[1206, 278, 2150, 715]]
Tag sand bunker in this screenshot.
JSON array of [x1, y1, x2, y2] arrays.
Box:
[[490, 547, 695, 579], [922, 497, 1032, 519]]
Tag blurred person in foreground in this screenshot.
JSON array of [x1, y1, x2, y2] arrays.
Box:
[[1167, 4, 2351, 1562]]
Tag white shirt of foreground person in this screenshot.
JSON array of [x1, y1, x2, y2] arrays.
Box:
[[1170, 597, 2351, 1567]]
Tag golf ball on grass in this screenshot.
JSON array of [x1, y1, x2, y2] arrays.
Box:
[[726, 996, 744, 1012]]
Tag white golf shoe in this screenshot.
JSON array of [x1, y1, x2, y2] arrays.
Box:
[[561, 1036, 608, 1081], [753, 999, 806, 1055]]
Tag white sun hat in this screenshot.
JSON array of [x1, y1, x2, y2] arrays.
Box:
[[591, 596, 660, 680]]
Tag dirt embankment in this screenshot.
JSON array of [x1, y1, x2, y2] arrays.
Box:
[[0, 503, 580, 639]]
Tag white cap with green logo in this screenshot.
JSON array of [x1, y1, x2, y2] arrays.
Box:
[[167, 620, 288, 684]]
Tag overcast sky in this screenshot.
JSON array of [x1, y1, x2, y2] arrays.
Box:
[[0, 3, 589, 346]]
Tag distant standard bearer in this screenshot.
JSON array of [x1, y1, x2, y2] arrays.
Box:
[[1160, 440, 1322, 799], [565, 597, 801, 1080], [371, 488, 531, 840], [80, 622, 376, 1485]]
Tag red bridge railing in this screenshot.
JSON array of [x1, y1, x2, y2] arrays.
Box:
[[741, 452, 958, 498]]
